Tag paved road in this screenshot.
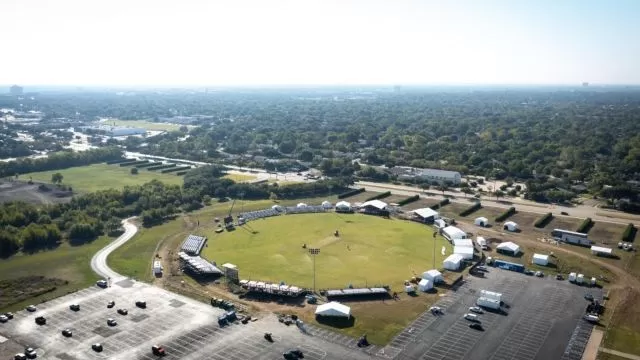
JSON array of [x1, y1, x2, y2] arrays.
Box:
[[90, 218, 138, 283]]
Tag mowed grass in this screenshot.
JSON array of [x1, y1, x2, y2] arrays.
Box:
[[26, 163, 185, 192], [0, 236, 111, 312], [202, 213, 452, 290], [603, 287, 640, 355], [102, 119, 183, 131], [222, 173, 257, 182]]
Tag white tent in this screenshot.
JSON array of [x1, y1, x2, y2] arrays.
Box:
[[272, 205, 284, 212], [503, 221, 519, 232], [454, 246, 474, 260], [434, 219, 447, 229], [405, 285, 415, 293], [418, 279, 433, 292], [422, 269, 443, 283], [315, 301, 351, 318], [335, 201, 352, 211], [412, 208, 439, 221], [496, 241, 521, 255], [361, 200, 388, 210], [474, 217, 489, 227], [442, 226, 467, 241], [443, 254, 464, 270], [453, 239, 473, 247], [297, 203, 308, 208], [532, 253, 549, 266], [321, 200, 333, 209]]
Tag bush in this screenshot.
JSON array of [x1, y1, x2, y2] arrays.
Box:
[[576, 217, 593, 233], [439, 198, 450, 206], [495, 207, 516, 222], [175, 171, 189, 176], [118, 160, 147, 167], [621, 223, 636, 242], [534, 212, 553, 228], [430, 203, 440, 210], [130, 167, 138, 175], [161, 166, 191, 174], [147, 163, 177, 171], [397, 195, 420, 206], [337, 188, 365, 199], [459, 202, 482, 216], [106, 158, 131, 165], [365, 191, 391, 201]]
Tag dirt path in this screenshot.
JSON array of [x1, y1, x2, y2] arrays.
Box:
[[581, 328, 604, 360]]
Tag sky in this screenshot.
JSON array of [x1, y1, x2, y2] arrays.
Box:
[[2, 0, 640, 86]]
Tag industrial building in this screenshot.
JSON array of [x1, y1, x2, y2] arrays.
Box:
[[552, 229, 592, 246], [393, 166, 462, 185], [82, 124, 147, 137]]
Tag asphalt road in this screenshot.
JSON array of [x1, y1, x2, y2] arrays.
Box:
[[89, 218, 138, 283]]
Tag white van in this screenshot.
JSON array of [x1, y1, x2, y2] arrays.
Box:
[[464, 313, 479, 322]]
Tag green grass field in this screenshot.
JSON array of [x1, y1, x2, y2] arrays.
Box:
[[0, 236, 111, 312], [222, 173, 257, 182], [102, 119, 183, 131], [26, 163, 185, 192], [201, 213, 452, 290]]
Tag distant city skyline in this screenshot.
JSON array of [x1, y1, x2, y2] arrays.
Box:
[[2, 0, 640, 86]]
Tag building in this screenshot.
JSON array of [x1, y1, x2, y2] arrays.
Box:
[[532, 253, 549, 266], [454, 246, 474, 260], [434, 219, 447, 229], [393, 166, 462, 185], [474, 217, 489, 227], [83, 125, 146, 137], [411, 208, 439, 223], [418, 279, 433, 292], [359, 200, 389, 216], [496, 241, 521, 256], [9, 85, 23, 95], [552, 229, 592, 246], [442, 226, 467, 242], [443, 254, 464, 270]]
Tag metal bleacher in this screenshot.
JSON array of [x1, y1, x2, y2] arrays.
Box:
[[180, 235, 207, 255], [239, 208, 281, 222], [284, 205, 327, 214], [326, 288, 389, 297]]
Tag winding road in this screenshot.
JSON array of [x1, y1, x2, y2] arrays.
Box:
[[90, 218, 139, 283]]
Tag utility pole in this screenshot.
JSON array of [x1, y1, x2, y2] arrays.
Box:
[[309, 248, 320, 293], [433, 231, 437, 269]]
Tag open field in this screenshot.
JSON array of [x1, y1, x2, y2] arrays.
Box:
[[201, 213, 452, 290], [25, 164, 185, 192], [508, 211, 546, 232], [102, 119, 183, 131], [222, 173, 257, 182], [339, 191, 381, 203], [400, 197, 441, 211], [0, 180, 72, 205], [602, 287, 640, 356], [546, 215, 583, 232], [588, 221, 627, 245], [0, 236, 111, 313]]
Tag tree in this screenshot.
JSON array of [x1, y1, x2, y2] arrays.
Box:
[[462, 187, 474, 198], [0, 231, 20, 258], [130, 167, 139, 175], [298, 150, 314, 162], [437, 184, 449, 196], [494, 190, 505, 199], [51, 172, 63, 184]]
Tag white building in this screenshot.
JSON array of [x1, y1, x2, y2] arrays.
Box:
[[453, 239, 473, 248], [360, 200, 388, 211], [474, 217, 489, 227], [418, 279, 433, 292], [434, 219, 447, 229], [454, 246, 474, 260], [443, 254, 464, 270], [532, 253, 549, 266], [496, 241, 521, 256], [591, 246, 613, 257], [442, 226, 467, 241], [395, 166, 462, 185], [315, 301, 351, 318], [503, 221, 519, 232], [552, 229, 592, 246], [422, 269, 443, 283], [321, 200, 333, 209]]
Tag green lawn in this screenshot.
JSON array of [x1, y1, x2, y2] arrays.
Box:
[[202, 213, 452, 290], [26, 163, 185, 192], [222, 173, 257, 182], [102, 119, 184, 131], [0, 236, 111, 312]]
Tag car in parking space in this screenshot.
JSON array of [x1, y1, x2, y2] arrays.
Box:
[[584, 293, 594, 301], [556, 274, 564, 280], [429, 306, 443, 315], [524, 270, 535, 276], [26, 305, 37, 312], [117, 308, 128, 315], [96, 280, 108, 288], [0, 314, 8, 323], [469, 306, 483, 314], [469, 323, 484, 331], [107, 318, 117, 327], [107, 301, 115, 308], [69, 303, 80, 311], [464, 313, 480, 322], [62, 329, 73, 337], [476, 265, 488, 272], [282, 349, 304, 359], [135, 300, 147, 308], [24, 347, 37, 359], [4, 312, 14, 319], [35, 316, 46, 325], [14, 354, 27, 360], [535, 271, 544, 277], [92, 343, 103, 352], [152, 345, 166, 356]]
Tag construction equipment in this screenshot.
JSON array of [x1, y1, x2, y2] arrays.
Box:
[[224, 199, 236, 229]]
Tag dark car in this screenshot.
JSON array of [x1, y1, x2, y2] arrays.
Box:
[[107, 301, 115, 308], [92, 343, 103, 352], [556, 274, 564, 280], [24, 347, 37, 359], [152, 345, 166, 356], [62, 329, 73, 337], [135, 301, 147, 309], [117, 308, 128, 315], [35, 316, 46, 325], [14, 354, 27, 360], [560, 211, 569, 215], [107, 318, 117, 327], [469, 323, 484, 331], [524, 270, 535, 276], [5, 312, 14, 319], [283, 349, 304, 359], [69, 304, 80, 311], [0, 314, 8, 323], [96, 280, 108, 288], [585, 293, 594, 301]]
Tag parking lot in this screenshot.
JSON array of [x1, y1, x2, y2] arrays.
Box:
[[388, 269, 602, 360], [0, 280, 373, 360]]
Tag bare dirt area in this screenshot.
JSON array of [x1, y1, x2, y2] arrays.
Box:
[[400, 198, 440, 211], [546, 215, 583, 232], [0, 180, 72, 204], [341, 191, 379, 203], [588, 222, 626, 245]]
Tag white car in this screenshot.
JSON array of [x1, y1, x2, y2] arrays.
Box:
[[0, 314, 8, 323], [429, 306, 443, 314], [469, 306, 483, 314]]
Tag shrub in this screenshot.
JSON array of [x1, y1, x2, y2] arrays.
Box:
[[397, 195, 419, 206], [365, 191, 391, 201], [106, 158, 131, 165], [439, 198, 450, 206], [576, 217, 593, 233], [130, 167, 138, 175], [621, 223, 636, 242], [337, 188, 365, 199], [534, 212, 553, 228], [495, 207, 516, 222], [430, 203, 440, 210], [459, 202, 482, 216]]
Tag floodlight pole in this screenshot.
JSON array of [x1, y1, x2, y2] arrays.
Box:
[[309, 248, 320, 293]]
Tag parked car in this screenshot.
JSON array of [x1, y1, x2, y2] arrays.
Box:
[[476, 266, 488, 272], [35, 316, 46, 325], [62, 329, 73, 337], [107, 301, 115, 308], [469, 323, 484, 330], [560, 211, 569, 215], [92, 343, 103, 352], [556, 274, 564, 280], [152, 345, 166, 356], [135, 301, 147, 309], [14, 354, 27, 360], [24, 347, 37, 359], [69, 304, 80, 311], [524, 270, 535, 276], [464, 313, 479, 322], [117, 309, 128, 315], [283, 349, 304, 359], [0, 314, 8, 323], [535, 271, 544, 277], [107, 318, 117, 327], [469, 306, 483, 314], [96, 280, 108, 288], [584, 293, 594, 301], [26, 305, 37, 312], [4, 312, 14, 319]]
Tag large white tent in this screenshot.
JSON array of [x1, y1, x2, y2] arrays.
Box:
[[503, 221, 519, 232], [474, 217, 489, 227], [422, 269, 443, 283], [496, 241, 521, 256], [442, 226, 467, 241], [443, 254, 464, 270], [315, 301, 351, 318], [335, 201, 352, 212], [297, 203, 308, 208], [453, 239, 473, 247], [321, 200, 333, 209], [412, 208, 439, 222], [418, 279, 433, 292], [532, 253, 549, 266], [454, 246, 474, 260]]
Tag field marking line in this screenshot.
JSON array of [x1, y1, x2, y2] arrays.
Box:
[[598, 347, 640, 360]]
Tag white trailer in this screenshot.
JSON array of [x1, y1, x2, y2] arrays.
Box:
[[576, 274, 584, 284], [568, 272, 577, 282], [480, 290, 502, 302], [153, 261, 163, 275], [476, 297, 501, 310]]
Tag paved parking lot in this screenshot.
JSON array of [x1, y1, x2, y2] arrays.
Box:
[[387, 269, 602, 360], [0, 280, 373, 360]]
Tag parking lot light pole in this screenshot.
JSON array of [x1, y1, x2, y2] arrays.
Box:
[[309, 248, 320, 293]]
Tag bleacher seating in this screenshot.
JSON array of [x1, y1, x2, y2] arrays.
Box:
[[283, 205, 327, 214], [239, 208, 281, 222]]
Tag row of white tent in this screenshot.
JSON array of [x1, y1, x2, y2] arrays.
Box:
[[239, 280, 303, 295]]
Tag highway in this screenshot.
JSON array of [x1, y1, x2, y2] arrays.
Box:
[[89, 217, 139, 283]]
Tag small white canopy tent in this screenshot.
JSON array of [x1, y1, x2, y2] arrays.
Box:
[[418, 279, 433, 292], [335, 201, 352, 211], [297, 203, 308, 208], [434, 219, 446, 229], [442, 226, 467, 241], [454, 246, 474, 260], [361, 200, 388, 210], [453, 239, 473, 247], [443, 254, 464, 270], [272, 204, 284, 212], [315, 301, 351, 318], [422, 269, 443, 283], [532, 253, 549, 266], [503, 221, 519, 232], [474, 217, 489, 227], [405, 285, 415, 293], [321, 200, 333, 209], [496, 241, 521, 255]]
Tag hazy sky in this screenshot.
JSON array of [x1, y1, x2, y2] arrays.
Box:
[[2, 0, 639, 86]]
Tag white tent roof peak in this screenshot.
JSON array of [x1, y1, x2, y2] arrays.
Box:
[[315, 301, 351, 317], [336, 201, 351, 207], [496, 241, 520, 253], [361, 200, 388, 210]]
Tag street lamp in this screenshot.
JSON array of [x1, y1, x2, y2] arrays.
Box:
[[309, 248, 320, 293]]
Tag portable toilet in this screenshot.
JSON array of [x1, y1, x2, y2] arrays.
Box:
[[618, 242, 624, 249], [577, 274, 585, 284], [568, 272, 577, 282], [590, 277, 597, 287]]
